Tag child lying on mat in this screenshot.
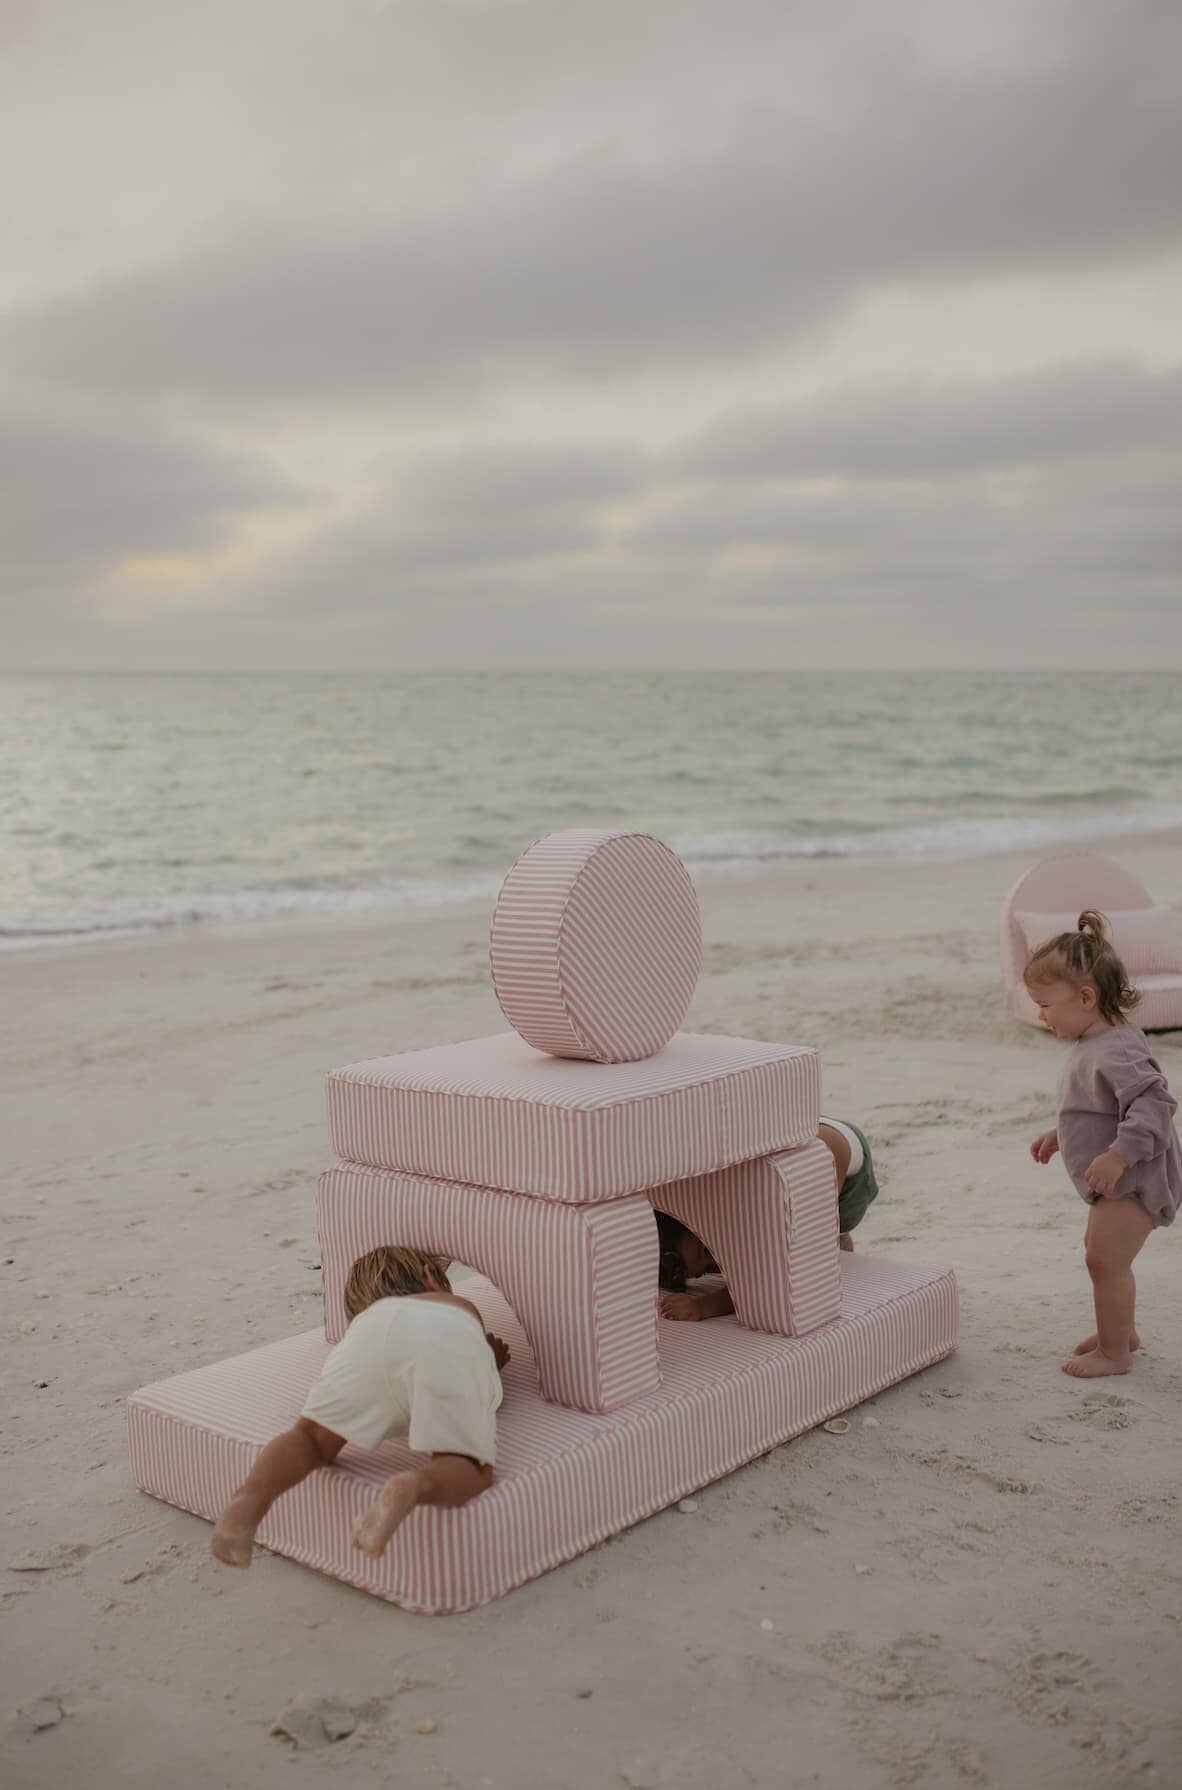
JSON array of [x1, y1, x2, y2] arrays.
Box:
[[656, 1118, 878, 1320], [211, 1247, 509, 1568]]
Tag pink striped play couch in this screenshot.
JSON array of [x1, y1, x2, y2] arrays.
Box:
[[129, 827, 959, 1611]]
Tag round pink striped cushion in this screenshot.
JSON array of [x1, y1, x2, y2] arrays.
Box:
[[489, 829, 702, 1062]]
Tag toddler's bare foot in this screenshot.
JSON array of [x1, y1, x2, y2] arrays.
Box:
[[211, 1495, 263, 1567], [1073, 1328, 1140, 1355], [838, 1233, 854, 1253], [1061, 1350, 1133, 1378], [352, 1472, 422, 1557]]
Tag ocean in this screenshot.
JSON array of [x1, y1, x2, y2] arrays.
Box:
[[3, 670, 1180, 950]]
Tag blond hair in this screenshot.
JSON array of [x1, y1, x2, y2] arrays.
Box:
[[1023, 908, 1140, 1025], [342, 1246, 451, 1321]]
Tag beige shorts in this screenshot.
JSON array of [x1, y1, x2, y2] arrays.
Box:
[[301, 1297, 503, 1464]]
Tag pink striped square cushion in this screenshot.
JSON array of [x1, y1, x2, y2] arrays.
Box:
[[326, 1031, 820, 1201], [129, 1259, 958, 1614]]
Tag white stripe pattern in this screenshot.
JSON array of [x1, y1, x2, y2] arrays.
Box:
[[317, 1164, 660, 1412], [128, 1256, 959, 1615], [652, 1138, 841, 1336], [326, 1031, 820, 1201], [489, 830, 702, 1062]]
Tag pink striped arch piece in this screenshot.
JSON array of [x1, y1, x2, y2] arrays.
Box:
[[326, 1030, 820, 1202], [489, 829, 702, 1062], [651, 1138, 841, 1338], [317, 1163, 660, 1412], [128, 1258, 959, 1614]]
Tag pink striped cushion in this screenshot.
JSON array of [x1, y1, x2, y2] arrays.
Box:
[[489, 830, 701, 1062], [651, 1139, 841, 1337], [128, 1259, 959, 1614], [326, 1031, 820, 1202], [317, 1163, 660, 1412]]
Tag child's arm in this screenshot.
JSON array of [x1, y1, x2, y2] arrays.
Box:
[[659, 1288, 735, 1322], [1112, 1062, 1178, 1169], [1087, 1051, 1178, 1196], [444, 1293, 511, 1367], [1030, 1129, 1059, 1163]]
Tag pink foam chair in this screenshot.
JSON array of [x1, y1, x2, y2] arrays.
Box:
[[1001, 851, 1182, 1031]]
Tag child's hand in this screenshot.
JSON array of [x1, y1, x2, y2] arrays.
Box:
[[1030, 1130, 1059, 1164], [486, 1332, 511, 1369], [1084, 1150, 1128, 1197], [659, 1291, 705, 1321]]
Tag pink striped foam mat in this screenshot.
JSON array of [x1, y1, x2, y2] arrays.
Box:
[[326, 1030, 820, 1201], [128, 1256, 957, 1615]]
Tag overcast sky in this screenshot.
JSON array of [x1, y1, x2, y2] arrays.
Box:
[[3, 0, 1181, 670]]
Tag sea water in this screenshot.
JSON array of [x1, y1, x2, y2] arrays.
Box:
[[3, 669, 1179, 949]]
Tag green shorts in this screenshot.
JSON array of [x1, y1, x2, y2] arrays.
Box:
[[835, 1121, 878, 1235]]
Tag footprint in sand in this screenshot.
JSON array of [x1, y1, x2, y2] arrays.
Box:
[[270, 1694, 387, 1748], [12, 1697, 66, 1736], [1067, 1394, 1132, 1430]]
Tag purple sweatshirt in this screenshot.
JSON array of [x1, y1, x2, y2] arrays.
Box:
[[1056, 1024, 1182, 1226]]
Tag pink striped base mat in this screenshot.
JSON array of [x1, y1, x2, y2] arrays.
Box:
[[128, 1255, 958, 1615]]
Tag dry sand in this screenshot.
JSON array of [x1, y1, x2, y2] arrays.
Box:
[[3, 834, 1181, 1789]]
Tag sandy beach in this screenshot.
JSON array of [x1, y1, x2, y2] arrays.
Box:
[[4, 833, 1181, 1790]]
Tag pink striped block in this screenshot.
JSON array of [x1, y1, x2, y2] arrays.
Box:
[[326, 1031, 820, 1202], [317, 1163, 660, 1412], [490, 829, 701, 1063], [129, 1257, 959, 1615], [652, 1138, 841, 1337]]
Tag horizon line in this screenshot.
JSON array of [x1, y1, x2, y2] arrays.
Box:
[[3, 663, 1181, 679]]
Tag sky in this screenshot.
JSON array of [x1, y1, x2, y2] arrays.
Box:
[[3, 0, 1181, 670]]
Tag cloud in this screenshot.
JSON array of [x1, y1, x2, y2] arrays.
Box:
[[0, 407, 301, 600], [227, 442, 651, 625], [2, 1, 1180, 668], [222, 358, 1182, 666], [675, 359, 1182, 482], [9, 3, 1182, 408]]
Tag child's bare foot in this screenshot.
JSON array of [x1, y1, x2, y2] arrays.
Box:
[[1061, 1349, 1134, 1378], [352, 1472, 422, 1557], [838, 1233, 854, 1253], [210, 1495, 263, 1567], [1073, 1328, 1140, 1355]]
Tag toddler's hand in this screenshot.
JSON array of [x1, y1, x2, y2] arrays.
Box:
[[1084, 1150, 1128, 1197], [1030, 1130, 1059, 1164], [659, 1292, 704, 1322], [486, 1332, 511, 1369]]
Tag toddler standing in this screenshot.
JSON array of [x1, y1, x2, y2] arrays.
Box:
[[1025, 910, 1181, 1377]]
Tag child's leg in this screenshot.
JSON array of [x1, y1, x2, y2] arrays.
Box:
[[818, 1123, 854, 1249], [821, 1119, 879, 1252], [211, 1418, 346, 1567], [1072, 1326, 1142, 1355], [1063, 1198, 1153, 1379], [352, 1454, 493, 1557]]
